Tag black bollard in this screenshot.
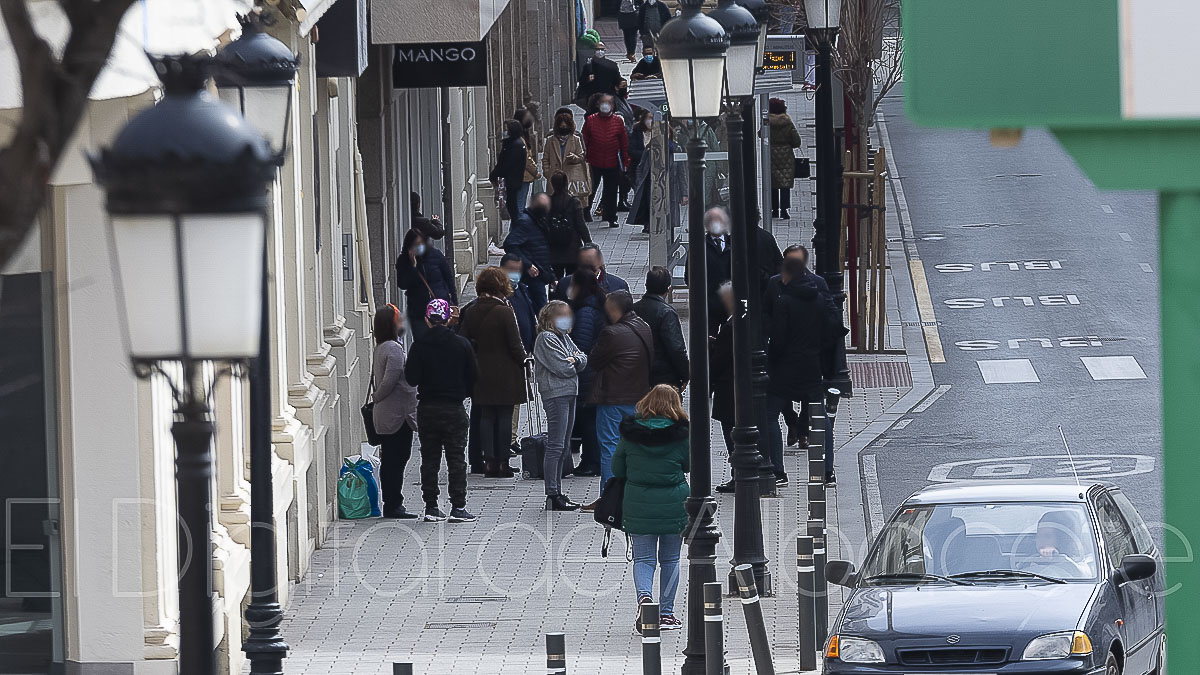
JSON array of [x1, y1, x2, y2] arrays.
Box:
[[392, 664, 413, 675], [797, 536, 818, 671], [546, 632, 567, 675], [733, 565, 777, 675], [808, 513, 828, 644], [703, 582, 726, 675], [641, 602, 662, 675]]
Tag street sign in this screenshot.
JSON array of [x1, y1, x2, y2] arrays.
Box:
[[762, 50, 796, 71], [392, 41, 488, 89]]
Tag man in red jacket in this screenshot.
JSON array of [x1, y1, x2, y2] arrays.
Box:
[[582, 94, 630, 228]]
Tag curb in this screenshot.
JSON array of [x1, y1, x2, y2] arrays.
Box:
[[831, 110, 938, 562]]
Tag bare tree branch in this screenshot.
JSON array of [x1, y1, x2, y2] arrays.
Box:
[[0, 0, 137, 269]]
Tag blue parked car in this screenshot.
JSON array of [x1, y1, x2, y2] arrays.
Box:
[[823, 480, 1164, 675]]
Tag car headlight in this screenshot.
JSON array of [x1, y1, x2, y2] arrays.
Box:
[[1022, 631, 1093, 660], [827, 635, 886, 664]]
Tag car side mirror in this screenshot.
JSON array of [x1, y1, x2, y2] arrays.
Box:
[[1114, 553, 1156, 584], [826, 560, 857, 588]]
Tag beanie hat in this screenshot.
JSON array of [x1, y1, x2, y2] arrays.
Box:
[[426, 298, 452, 322]]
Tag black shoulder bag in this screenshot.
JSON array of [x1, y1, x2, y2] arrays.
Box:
[[361, 374, 382, 446]]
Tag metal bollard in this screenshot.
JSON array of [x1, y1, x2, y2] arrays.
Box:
[[546, 632, 567, 675], [703, 582, 726, 675], [641, 602, 662, 675], [733, 564, 777, 675], [797, 536, 818, 671], [808, 515, 828, 644], [807, 401, 826, 510], [392, 664, 413, 675]]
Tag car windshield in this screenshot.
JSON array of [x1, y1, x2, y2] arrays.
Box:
[[860, 502, 1100, 583]]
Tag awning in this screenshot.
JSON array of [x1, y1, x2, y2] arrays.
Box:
[[370, 0, 510, 44]]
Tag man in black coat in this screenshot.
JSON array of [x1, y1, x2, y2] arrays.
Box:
[[690, 206, 733, 337], [551, 243, 630, 302], [576, 42, 622, 102], [765, 257, 838, 485], [632, 266, 689, 389], [503, 193, 557, 310], [500, 253, 537, 351]]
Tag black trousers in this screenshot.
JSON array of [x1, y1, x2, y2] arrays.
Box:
[[590, 165, 621, 224], [505, 182, 523, 220], [379, 422, 415, 512], [573, 402, 600, 470], [417, 401, 470, 508], [552, 263, 578, 280], [477, 404, 512, 464], [621, 25, 639, 55], [771, 188, 792, 213]]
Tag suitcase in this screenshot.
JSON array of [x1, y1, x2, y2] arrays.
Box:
[[519, 358, 573, 479]]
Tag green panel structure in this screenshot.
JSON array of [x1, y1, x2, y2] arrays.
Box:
[[903, 0, 1122, 128], [903, 0, 1200, 671]]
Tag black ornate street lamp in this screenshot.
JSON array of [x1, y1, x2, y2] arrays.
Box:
[[735, 0, 779, 501], [805, 0, 853, 404], [91, 54, 278, 675], [708, 0, 773, 599], [656, 3, 727, 672], [214, 15, 299, 675]]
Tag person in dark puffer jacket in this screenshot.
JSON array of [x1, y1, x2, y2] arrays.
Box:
[[567, 268, 608, 477], [612, 384, 690, 633]]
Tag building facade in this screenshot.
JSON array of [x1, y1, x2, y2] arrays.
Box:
[[0, 0, 579, 673]]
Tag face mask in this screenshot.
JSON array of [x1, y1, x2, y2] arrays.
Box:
[[554, 316, 573, 332], [530, 205, 548, 219], [707, 222, 727, 236], [648, 0, 657, 4], [507, 271, 522, 286], [595, 49, 607, 58], [556, 125, 570, 135], [396, 323, 407, 338], [502, 131, 509, 140], [644, 55, 655, 64], [568, 288, 577, 300], [599, 103, 613, 114], [617, 88, 629, 98], [414, 243, 427, 256]]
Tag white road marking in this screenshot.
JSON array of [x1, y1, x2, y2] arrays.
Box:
[[862, 454, 885, 537], [1120, 232, 1133, 242], [1102, 204, 1114, 214], [1139, 263, 1154, 273], [978, 359, 1040, 384], [912, 385, 951, 413], [874, 438, 891, 447], [929, 454, 1157, 482], [893, 418, 914, 430], [1081, 355, 1147, 380]]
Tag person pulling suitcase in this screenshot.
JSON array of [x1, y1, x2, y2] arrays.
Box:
[[532, 300, 588, 511]]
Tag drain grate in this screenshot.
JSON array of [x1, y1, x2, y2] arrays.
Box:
[[850, 361, 913, 389], [425, 621, 497, 630], [446, 596, 508, 604]]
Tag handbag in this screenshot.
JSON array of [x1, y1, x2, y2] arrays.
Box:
[[795, 156, 811, 179], [360, 374, 382, 446]]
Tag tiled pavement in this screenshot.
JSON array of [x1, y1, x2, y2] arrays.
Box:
[[267, 54, 926, 675]]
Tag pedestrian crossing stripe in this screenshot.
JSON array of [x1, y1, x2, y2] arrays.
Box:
[[976, 356, 1148, 383]]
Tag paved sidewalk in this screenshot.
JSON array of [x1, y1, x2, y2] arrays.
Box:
[[266, 77, 928, 675]]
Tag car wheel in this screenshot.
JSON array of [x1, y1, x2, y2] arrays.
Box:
[[1152, 634, 1166, 675], [1105, 651, 1121, 675]]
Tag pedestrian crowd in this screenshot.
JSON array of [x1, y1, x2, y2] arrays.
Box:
[[372, 87, 836, 631]]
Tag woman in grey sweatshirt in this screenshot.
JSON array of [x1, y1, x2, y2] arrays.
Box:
[[533, 300, 588, 510], [372, 305, 420, 519]]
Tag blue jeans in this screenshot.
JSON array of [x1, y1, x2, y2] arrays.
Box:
[[631, 533, 683, 615], [596, 403, 636, 492], [515, 181, 531, 214]]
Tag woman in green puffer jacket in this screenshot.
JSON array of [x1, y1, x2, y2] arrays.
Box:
[[612, 384, 690, 632]]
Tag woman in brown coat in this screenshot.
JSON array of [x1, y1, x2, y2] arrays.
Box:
[[542, 109, 592, 206], [768, 97, 804, 219], [459, 267, 528, 477]]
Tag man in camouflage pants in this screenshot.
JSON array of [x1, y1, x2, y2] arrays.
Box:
[[405, 299, 479, 523]]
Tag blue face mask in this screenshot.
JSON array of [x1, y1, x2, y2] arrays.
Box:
[[644, 55, 655, 64], [507, 271, 522, 286], [554, 316, 573, 332], [414, 243, 427, 257]]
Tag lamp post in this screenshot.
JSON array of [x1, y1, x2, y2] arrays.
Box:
[[214, 14, 299, 675], [708, 0, 772, 599], [91, 54, 277, 675], [656, 3, 728, 672], [805, 0, 853, 409], [735, 0, 779, 500]]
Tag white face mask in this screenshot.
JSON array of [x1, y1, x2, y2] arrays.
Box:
[[595, 49, 607, 59], [554, 316, 573, 332], [414, 243, 427, 256], [599, 103, 613, 114], [707, 221, 728, 236], [506, 271, 522, 286], [648, 0, 656, 4]]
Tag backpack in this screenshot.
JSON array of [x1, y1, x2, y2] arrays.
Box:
[[546, 210, 575, 246]]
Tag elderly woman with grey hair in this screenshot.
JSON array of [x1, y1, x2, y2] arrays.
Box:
[[533, 300, 588, 511]]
